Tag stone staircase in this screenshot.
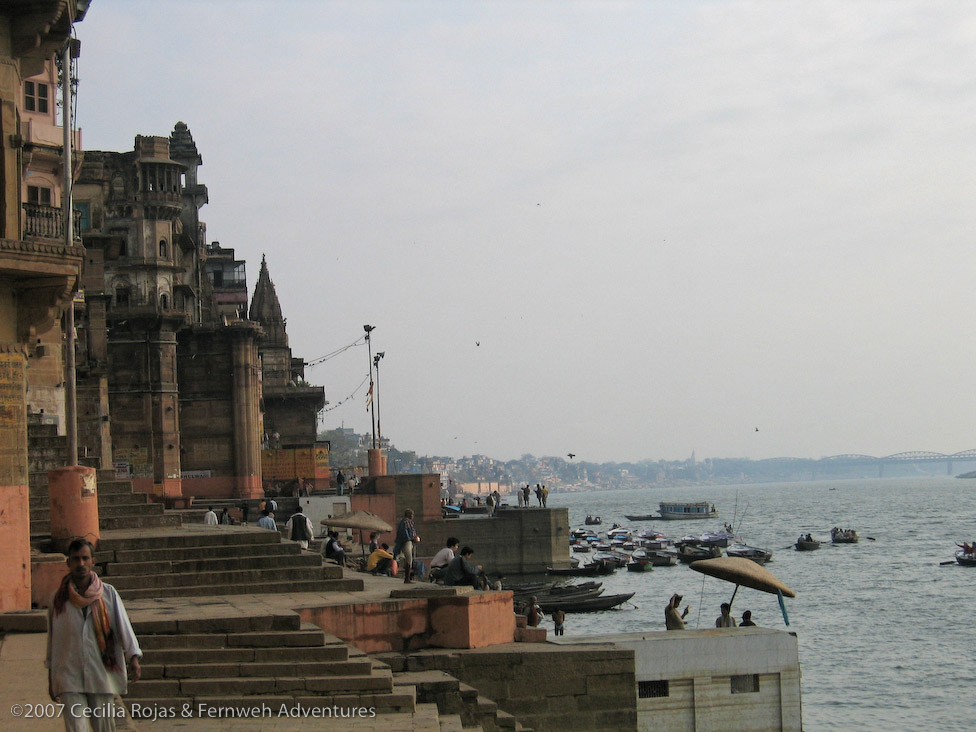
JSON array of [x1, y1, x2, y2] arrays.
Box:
[[392, 670, 530, 732], [28, 421, 180, 542], [95, 526, 363, 600], [127, 613, 417, 718]]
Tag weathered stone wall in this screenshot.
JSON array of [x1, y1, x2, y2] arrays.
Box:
[[388, 643, 638, 732]]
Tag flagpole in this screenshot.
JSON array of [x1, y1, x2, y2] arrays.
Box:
[[364, 325, 376, 449]]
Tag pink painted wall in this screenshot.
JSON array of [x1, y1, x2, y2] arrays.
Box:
[[299, 592, 516, 653], [0, 483, 31, 611]]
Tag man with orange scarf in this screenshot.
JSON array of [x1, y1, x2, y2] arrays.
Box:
[[47, 538, 142, 731]]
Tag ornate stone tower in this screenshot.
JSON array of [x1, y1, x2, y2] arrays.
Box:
[[249, 257, 324, 446]]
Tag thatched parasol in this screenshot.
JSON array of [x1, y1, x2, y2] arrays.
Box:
[[690, 556, 796, 626], [320, 510, 392, 558]]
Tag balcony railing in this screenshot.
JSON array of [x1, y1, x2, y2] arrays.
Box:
[[22, 203, 82, 241]]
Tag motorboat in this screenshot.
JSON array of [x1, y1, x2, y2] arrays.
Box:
[[592, 550, 629, 568], [571, 542, 591, 553], [584, 515, 602, 525], [725, 543, 773, 565], [831, 527, 859, 544], [657, 501, 718, 520], [795, 534, 821, 551], [645, 549, 678, 567]]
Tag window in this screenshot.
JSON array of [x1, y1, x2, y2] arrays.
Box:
[[160, 294, 169, 309], [116, 288, 130, 307], [27, 186, 52, 205], [159, 240, 168, 258], [74, 202, 91, 231], [730, 674, 760, 694], [25, 81, 49, 113], [638, 680, 669, 698]]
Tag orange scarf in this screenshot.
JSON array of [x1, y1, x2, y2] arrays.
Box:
[[52, 573, 118, 670]]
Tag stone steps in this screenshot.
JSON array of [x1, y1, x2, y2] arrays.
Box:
[[127, 621, 415, 717], [111, 541, 303, 563], [393, 671, 521, 732], [104, 552, 323, 576], [107, 564, 345, 591]]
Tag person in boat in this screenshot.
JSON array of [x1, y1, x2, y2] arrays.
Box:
[[740, 610, 756, 627], [665, 593, 690, 630], [715, 602, 737, 628], [957, 542, 975, 555]]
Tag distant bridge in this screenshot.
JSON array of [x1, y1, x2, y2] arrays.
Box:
[[759, 451, 976, 477]]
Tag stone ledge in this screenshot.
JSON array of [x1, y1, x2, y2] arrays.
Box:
[[389, 586, 472, 599]]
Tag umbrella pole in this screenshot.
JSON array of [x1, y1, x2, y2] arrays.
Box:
[[728, 584, 740, 610]]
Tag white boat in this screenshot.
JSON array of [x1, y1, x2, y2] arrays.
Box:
[[657, 502, 718, 520]]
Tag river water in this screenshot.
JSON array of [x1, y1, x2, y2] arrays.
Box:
[[551, 477, 973, 732]]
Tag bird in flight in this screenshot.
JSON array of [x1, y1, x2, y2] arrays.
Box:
[[567, 453, 575, 459]]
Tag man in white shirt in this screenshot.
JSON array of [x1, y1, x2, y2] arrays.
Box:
[[47, 538, 142, 732], [429, 537, 459, 582], [203, 506, 218, 525]]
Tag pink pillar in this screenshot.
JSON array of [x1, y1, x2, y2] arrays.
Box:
[[48, 465, 99, 552], [367, 448, 385, 477]]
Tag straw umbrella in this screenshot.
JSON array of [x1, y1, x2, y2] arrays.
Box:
[[320, 510, 393, 558], [689, 556, 796, 626]]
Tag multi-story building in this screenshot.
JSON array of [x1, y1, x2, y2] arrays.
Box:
[[0, 0, 89, 611]]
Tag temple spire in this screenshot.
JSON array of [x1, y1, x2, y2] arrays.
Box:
[[249, 255, 288, 346]]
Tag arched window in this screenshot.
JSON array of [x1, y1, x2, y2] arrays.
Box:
[[160, 293, 169, 310], [159, 240, 167, 258]]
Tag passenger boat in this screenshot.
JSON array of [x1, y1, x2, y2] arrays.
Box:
[[725, 543, 773, 565], [795, 534, 821, 551], [831, 527, 859, 544], [955, 550, 976, 567], [657, 501, 718, 520]]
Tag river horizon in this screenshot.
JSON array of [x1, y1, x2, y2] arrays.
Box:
[[546, 477, 972, 732]]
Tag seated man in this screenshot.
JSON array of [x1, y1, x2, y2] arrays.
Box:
[[429, 537, 459, 582], [367, 543, 394, 576], [443, 546, 485, 590], [322, 531, 347, 567]]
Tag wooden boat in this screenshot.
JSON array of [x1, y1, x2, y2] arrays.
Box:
[[676, 543, 722, 564], [537, 592, 635, 613], [955, 551, 976, 567], [795, 535, 821, 551], [658, 501, 718, 520], [592, 550, 629, 568], [624, 514, 658, 521], [626, 559, 653, 572], [547, 560, 615, 576], [584, 515, 602, 525], [831, 528, 859, 544], [645, 549, 678, 567], [725, 543, 773, 565]]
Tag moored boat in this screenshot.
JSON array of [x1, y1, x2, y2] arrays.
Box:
[[646, 549, 678, 566], [536, 592, 635, 613], [658, 501, 718, 520], [675, 543, 722, 564], [726, 543, 773, 565], [584, 515, 602, 525], [624, 514, 658, 521]]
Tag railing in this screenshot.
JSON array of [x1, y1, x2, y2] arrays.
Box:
[[22, 203, 82, 241]]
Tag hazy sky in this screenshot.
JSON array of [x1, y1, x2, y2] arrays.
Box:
[[75, 1, 976, 463]]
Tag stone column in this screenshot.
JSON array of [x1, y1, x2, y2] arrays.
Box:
[[231, 333, 262, 497], [48, 465, 99, 552], [367, 448, 385, 477], [0, 348, 31, 611]]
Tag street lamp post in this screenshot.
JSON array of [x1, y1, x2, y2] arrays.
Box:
[[363, 325, 376, 449], [373, 352, 385, 447]]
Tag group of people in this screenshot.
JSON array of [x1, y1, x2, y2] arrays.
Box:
[[665, 594, 757, 630], [516, 483, 548, 508], [956, 541, 976, 555]]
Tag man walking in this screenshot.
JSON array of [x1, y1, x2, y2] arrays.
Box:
[[203, 506, 218, 525], [393, 509, 420, 584], [284, 506, 315, 550], [48, 538, 142, 732]]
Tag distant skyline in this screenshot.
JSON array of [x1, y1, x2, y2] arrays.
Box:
[[75, 1, 976, 463]]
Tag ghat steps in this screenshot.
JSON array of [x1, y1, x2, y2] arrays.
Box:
[[94, 527, 364, 600]]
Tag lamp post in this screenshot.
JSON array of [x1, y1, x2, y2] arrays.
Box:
[[363, 325, 376, 449], [373, 352, 385, 447]]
